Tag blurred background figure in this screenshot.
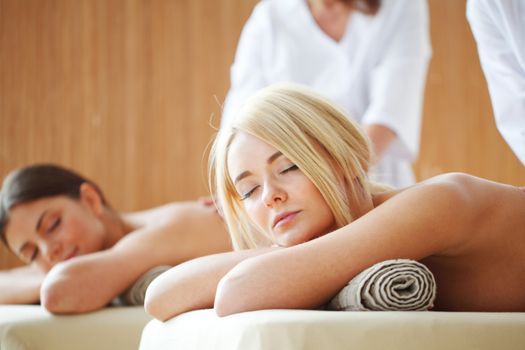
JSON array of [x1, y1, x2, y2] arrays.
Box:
[[222, 0, 432, 188], [467, 0, 525, 166]]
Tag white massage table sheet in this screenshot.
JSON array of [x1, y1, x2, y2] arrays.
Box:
[[0, 305, 152, 350], [140, 308, 525, 350]]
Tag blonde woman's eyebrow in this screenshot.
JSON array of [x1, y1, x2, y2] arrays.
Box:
[[233, 151, 284, 185], [267, 151, 283, 164], [234, 171, 251, 185]]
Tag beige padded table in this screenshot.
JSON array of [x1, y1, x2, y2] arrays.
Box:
[[140, 309, 525, 350], [0, 305, 152, 350]]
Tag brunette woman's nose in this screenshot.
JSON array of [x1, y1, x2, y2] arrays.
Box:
[[42, 241, 63, 264]]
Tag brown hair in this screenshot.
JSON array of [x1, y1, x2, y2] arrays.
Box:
[[0, 164, 107, 246]]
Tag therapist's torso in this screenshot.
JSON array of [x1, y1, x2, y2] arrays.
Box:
[[223, 0, 431, 187]]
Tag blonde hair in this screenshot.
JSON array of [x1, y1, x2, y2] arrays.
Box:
[[210, 83, 387, 250]]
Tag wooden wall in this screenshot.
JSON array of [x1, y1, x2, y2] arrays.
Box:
[[415, 0, 525, 182], [1, 0, 524, 269]]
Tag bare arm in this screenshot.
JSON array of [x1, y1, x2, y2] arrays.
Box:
[[363, 124, 397, 164], [215, 176, 472, 316], [40, 202, 231, 314], [0, 264, 45, 304], [144, 247, 276, 321]]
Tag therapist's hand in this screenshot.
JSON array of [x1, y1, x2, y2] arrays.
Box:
[[198, 196, 222, 217], [363, 123, 396, 165]]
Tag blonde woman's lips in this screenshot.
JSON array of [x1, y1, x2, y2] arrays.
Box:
[[273, 211, 301, 229]]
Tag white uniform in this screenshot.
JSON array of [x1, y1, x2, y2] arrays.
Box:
[[467, 0, 525, 165], [222, 0, 431, 187]]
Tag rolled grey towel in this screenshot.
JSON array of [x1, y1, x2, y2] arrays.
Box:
[[328, 259, 436, 311], [116, 265, 172, 306]]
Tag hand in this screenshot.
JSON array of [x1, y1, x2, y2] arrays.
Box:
[[198, 196, 223, 217], [362, 123, 396, 165]]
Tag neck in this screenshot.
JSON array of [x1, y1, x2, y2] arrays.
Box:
[[100, 209, 133, 249], [308, 0, 351, 15], [307, 0, 352, 42]]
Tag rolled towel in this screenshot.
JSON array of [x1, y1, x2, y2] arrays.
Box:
[[328, 259, 436, 311], [115, 265, 172, 306]]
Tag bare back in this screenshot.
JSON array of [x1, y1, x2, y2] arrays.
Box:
[[380, 174, 525, 311], [40, 201, 231, 313]]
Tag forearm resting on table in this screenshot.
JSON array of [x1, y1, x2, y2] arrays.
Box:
[[0, 264, 45, 304], [40, 252, 145, 314], [144, 248, 276, 321]]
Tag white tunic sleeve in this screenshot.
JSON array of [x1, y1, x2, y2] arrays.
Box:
[[467, 0, 525, 165], [221, 2, 272, 127], [362, 0, 431, 160]]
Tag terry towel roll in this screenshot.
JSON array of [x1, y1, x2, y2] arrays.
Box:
[[328, 259, 436, 311], [116, 265, 172, 306]]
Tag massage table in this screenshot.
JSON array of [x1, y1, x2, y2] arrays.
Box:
[[0, 305, 151, 350]]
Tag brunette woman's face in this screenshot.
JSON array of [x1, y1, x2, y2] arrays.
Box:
[[227, 132, 337, 247], [4, 186, 108, 271]]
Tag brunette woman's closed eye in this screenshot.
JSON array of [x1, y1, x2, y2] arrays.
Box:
[[19, 245, 39, 263], [29, 248, 39, 262], [46, 217, 61, 234]]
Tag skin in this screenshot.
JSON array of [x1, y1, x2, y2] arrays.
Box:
[[146, 132, 525, 321], [228, 132, 339, 247], [308, 0, 352, 42], [1, 183, 231, 313], [307, 0, 397, 162]]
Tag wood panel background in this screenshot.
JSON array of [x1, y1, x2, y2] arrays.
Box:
[[1, 0, 524, 269]]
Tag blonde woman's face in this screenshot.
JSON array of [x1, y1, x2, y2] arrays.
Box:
[[227, 132, 337, 247]]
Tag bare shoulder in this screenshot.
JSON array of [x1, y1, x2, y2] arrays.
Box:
[[374, 173, 476, 214], [379, 173, 524, 243], [123, 201, 214, 228], [413, 172, 522, 208], [114, 200, 229, 264], [384, 172, 515, 209]]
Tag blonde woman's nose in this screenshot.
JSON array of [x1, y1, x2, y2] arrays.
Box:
[[262, 180, 287, 207]]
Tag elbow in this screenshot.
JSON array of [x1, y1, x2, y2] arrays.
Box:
[[214, 263, 258, 317], [214, 277, 243, 317], [40, 267, 102, 314], [40, 279, 84, 314], [144, 275, 185, 322], [40, 282, 60, 313], [144, 285, 172, 321]]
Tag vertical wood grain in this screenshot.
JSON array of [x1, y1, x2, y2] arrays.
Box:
[[416, 0, 525, 182]]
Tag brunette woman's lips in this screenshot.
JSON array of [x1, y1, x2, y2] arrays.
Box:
[[64, 248, 78, 261], [273, 211, 301, 229]]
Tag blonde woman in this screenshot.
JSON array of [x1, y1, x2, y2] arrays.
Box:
[[145, 84, 525, 321]]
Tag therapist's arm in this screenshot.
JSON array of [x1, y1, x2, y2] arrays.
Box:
[[362, 0, 431, 163], [222, 4, 268, 126], [466, 0, 525, 164], [363, 124, 397, 164]]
